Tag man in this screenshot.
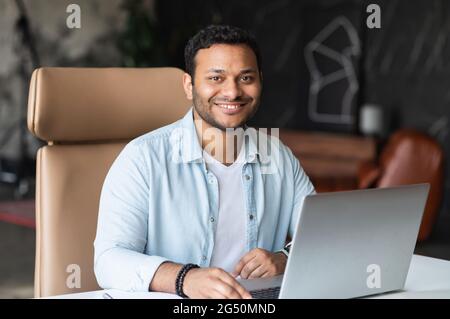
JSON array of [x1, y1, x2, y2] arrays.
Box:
[[94, 25, 315, 299]]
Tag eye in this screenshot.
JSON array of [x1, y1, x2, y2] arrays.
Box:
[[209, 76, 222, 82], [241, 75, 253, 82]]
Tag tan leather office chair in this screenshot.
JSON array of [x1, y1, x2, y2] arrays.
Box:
[[28, 67, 190, 297], [358, 129, 445, 242]]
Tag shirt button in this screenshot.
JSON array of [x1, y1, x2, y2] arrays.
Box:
[[249, 214, 254, 220], [245, 174, 251, 181], [208, 179, 214, 184], [202, 255, 207, 261], [210, 217, 215, 223]]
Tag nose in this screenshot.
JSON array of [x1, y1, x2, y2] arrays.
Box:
[[221, 79, 243, 100]]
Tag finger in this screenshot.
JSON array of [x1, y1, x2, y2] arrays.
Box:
[[218, 272, 252, 299], [233, 257, 254, 277], [232, 260, 244, 278], [213, 280, 243, 299], [248, 264, 266, 279], [233, 252, 258, 277], [207, 278, 231, 299], [208, 287, 228, 299], [240, 257, 262, 279], [260, 271, 270, 278]]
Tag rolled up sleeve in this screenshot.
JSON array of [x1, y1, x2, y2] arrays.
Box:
[[94, 142, 168, 292]]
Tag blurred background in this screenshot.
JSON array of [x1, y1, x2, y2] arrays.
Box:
[[0, 0, 449, 298]]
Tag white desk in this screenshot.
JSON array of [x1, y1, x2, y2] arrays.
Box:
[[47, 254, 450, 299], [369, 254, 450, 299]]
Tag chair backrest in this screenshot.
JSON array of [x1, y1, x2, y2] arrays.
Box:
[[377, 129, 445, 241], [27, 67, 190, 297]]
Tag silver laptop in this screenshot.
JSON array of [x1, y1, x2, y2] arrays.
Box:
[[238, 184, 430, 299]]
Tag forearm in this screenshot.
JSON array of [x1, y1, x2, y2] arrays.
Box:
[[149, 261, 183, 293]]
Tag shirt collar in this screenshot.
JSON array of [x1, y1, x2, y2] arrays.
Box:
[[178, 107, 266, 164]]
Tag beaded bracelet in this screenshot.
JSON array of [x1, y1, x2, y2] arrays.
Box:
[[175, 263, 199, 298]]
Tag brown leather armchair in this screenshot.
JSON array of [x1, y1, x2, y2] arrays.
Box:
[[27, 67, 190, 297], [358, 129, 445, 242]]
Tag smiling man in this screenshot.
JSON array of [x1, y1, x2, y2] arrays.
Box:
[[94, 25, 315, 299]]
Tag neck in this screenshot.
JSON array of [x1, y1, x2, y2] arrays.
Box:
[[193, 110, 244, 166]]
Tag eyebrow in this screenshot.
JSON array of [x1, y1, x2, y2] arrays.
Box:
[[206, 68, 225, 73], [206, 68, 257, 74], [240, 68, 257, 74]]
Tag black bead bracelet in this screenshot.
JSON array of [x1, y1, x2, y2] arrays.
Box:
[[175, 263, 199, 298]]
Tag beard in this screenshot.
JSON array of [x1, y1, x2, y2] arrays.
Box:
[[191, 88, 259, 131]]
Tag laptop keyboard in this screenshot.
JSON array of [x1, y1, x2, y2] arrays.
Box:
[[250, 287, 281, 299]]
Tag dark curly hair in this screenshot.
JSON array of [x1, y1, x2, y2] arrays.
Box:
[[184, 25, 262, 82]]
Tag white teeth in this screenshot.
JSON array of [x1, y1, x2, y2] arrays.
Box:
[[217, 104, 241, 109]]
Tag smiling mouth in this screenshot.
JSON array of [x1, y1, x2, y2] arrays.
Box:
[[214, 103, 247, 110]]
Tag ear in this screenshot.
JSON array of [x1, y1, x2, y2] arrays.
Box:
[[183, 73, 193, 100]]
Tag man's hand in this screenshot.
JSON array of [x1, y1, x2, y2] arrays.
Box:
[[232, 248, 287, 279], [183, 267, 252, 299]]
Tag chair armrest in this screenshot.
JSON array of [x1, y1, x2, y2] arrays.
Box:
[[357, 161, 381, 189]]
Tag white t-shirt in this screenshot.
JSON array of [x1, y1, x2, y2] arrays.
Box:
[[203, 147, 247, 273]]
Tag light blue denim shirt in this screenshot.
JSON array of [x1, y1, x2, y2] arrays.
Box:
[[94, 108, 315, 291]]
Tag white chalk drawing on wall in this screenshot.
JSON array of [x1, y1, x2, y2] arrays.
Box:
[[304, 16, 360, 124]]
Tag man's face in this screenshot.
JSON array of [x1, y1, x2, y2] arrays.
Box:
[[183, 44, 262, 130]]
